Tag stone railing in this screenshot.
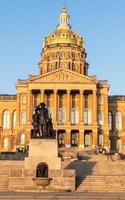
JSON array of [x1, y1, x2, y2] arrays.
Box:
[[0, 95, 17, 101], [109, 95, 125, 101], [17, 79, 27, 84]]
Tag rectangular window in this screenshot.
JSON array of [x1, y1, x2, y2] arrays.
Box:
[[20, 112, 26, 125], [84, 109, 92, 125], [58, 108, 65, 124], [21, 95, 26, 104]]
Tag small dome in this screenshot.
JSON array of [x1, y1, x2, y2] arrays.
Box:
[[43, 7, 84, 48]]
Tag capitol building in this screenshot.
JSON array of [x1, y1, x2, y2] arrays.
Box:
[[0, 7, 124, 154]]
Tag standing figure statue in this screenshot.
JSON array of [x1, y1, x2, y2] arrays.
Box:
[[38, 102, 48, 137], [32, 106, 39, 137], [31, 102, 56, 139]]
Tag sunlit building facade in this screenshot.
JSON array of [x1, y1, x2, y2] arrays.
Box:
[[0, 7, 122, 153]]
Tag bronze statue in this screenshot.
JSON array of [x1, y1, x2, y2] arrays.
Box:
[[31, 102, 56, 139]]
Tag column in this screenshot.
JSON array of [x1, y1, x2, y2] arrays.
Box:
[[80, 90, 84, 125], [93, 90, 97, 125], [27, 90, 32, 124], [10, 111, 13, 132], [79, 131, 84, 148], [53, 90, 58, 126], [0, 110, 2, 129], [65, 129, 71, 148], [16, 93, 21, 127], [67, 90, 71, 125], [40, 90, 45, 103], [93, 130, 98, 147]]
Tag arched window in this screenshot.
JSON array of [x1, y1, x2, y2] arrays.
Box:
[[3, 137, 8, 149], [115, 111, 122, 130], [13, 111, 16, 129], [84, 134, 90, 147], [98, 112, 103, 125], [20, 133, 25, 145], [84, 108, 92, 125], [3, 110, 10, 129], [108, 112, 112, 130], [71, 108, 79, 124]]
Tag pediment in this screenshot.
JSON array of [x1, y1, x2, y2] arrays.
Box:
[[30, 69, 97, 84]]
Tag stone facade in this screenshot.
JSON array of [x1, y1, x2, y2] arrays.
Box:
[[0, 7, 122, 153]]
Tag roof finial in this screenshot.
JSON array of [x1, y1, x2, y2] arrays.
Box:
[[62, 0, 67, 9], [57, 0, 71, 29]]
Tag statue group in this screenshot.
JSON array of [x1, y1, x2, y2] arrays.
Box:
[[31, 102, 56, 139]]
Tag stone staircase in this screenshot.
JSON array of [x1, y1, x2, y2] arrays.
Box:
[[0, 168, 9, 191], [62, 150, 125, 192], [0, 161, 24, 191], [77, 175, 125, 192]]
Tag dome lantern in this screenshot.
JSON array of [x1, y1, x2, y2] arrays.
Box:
[[57, 7, 71, 30]]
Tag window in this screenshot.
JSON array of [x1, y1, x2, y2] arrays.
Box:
[[20, 133, 25, 145], [84, 108, 92, 125], [58, 132, 64, 146], [13, 111, 16, 129], [21, 95, 26, 104], [3, 110, 10, 129], [51, 34, 55, 39], [60, 63, 66, 68], [99, 134, 103, 146], [47, 64, 49, 73], [46, 94, 51, 117], [98, 112, 103, 125], [108, 112, 112, 130], [51, 64, 55, 70], [71, 108, 79, 124], [20, 112, 26, 125], [72, 63, 77, 71], [61, 34, 66, 39], [3, 137, 8, 149], [71, 132, 78, 146], [115, 111, 122, 130], [58, 108, 65, 124], [60, 51, 65, 58], [84, 134, 90, 146], [34, 93, 39, 108]]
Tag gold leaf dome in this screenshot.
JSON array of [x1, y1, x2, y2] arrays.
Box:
[[43, 7, 84, 48]]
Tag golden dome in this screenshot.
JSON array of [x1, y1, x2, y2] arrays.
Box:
[[43, 7, 84, 48]]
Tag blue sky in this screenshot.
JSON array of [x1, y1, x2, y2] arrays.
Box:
[[0, 0, 125, 95]]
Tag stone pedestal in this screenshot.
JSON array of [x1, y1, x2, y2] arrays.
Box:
[[8, 138, 75, 192], [25, 139, 61, 171]]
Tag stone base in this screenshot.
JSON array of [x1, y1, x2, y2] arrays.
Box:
[[3, 138, 75, 192], [25, 139, 61, 170]]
